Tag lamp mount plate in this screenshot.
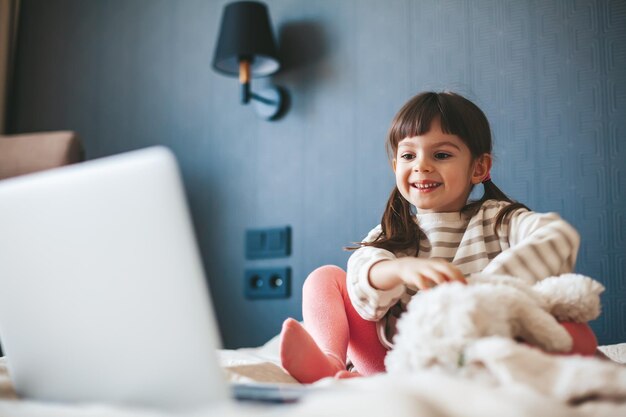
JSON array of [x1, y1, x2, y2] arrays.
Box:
[[251, 87, 285, 120]]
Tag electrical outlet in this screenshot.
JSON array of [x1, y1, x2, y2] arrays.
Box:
[[245, 226, 291, 259], [244, 267, 290, 299]]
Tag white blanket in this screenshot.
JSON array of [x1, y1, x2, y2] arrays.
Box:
[[1, 338, 625, 417], [463, 338, 626, 403]]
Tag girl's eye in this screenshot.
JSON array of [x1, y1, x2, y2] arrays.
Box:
[[400, 153, 415, 160], [434, 152, 452, 160]]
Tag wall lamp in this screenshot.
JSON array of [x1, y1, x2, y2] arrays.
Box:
[[212, 1, 287, 121]]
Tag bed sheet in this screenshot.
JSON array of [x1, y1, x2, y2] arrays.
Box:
[[1, 338, 625, 417]]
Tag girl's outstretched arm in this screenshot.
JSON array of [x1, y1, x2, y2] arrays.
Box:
[[347, 225, 468, 321], [369, 257, 466, 291]]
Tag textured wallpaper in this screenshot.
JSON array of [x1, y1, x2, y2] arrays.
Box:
[[8, 0, 626, 346]]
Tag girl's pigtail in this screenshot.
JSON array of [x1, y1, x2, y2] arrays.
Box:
[[381, 187, 418, 250], [346, 187, 421, 254]]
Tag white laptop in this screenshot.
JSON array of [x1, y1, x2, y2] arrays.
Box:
[[0, 147, 232, 410]]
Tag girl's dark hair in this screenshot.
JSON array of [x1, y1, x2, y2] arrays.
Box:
[[349, 91, 528, 253]]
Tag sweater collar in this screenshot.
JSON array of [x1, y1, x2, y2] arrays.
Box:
[[414, 210, 471, 228]]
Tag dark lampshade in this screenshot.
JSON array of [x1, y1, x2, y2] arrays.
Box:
[[213, 1, 280, 77]]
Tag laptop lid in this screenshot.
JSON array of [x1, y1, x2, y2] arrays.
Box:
[[0, 146, 228, 410]]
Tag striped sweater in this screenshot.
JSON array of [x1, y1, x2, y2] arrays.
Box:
[[346, 199, 580, 349]]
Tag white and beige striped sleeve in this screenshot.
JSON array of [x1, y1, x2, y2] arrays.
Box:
[[482, 209, 580, 281], [346, 225, 406, 321]]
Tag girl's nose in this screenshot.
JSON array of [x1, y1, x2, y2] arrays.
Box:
[[413, 155, 433, 172]]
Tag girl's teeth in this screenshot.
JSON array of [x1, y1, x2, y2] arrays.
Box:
[[415, 183, 440, 189]]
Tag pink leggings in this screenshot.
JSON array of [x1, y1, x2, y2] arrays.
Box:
[[302, 265, 387, 375], [302, 265, 598, 376]]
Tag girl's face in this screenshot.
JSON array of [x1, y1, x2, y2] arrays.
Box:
[[393, 118, 491, 214]]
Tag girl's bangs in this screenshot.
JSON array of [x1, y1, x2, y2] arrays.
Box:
[[397, 106, 439, 140], [390, 97, 451, 150]]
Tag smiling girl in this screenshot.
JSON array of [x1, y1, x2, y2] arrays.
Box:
[[279, 92, 596, 383]]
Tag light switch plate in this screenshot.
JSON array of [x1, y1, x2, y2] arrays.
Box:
[[245, 226, 291, 259]]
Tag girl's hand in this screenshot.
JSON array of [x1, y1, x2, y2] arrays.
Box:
[[369, 257, 466, 291], [396, 257, 466, 290]]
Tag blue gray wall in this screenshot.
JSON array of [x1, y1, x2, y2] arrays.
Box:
[[8, 0, 626, 347]]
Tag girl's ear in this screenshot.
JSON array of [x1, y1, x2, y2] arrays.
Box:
[[471, 153, 492, 184], [392, 159, 397, 173]]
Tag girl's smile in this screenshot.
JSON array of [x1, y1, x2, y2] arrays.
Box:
[[411, 181, 442, 192]]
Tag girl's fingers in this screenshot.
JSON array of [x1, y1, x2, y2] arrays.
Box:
[[444, 266, 466, 284], [455, 272, 467, 284], [415, 275, 436, 290], [427, 269, 449, 285], [433, 262, 466, 284], [401, 259, 467, 289]]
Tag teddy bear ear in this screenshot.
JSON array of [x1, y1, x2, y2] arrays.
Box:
[[533, 274, 605, 323], [589, 279, 606, 295], [548, 274, 605, 294]]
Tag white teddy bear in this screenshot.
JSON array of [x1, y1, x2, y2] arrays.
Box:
[[385, 273, 605, 374]]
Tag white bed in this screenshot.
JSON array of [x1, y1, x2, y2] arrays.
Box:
[[1, 335, 625, 417]]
